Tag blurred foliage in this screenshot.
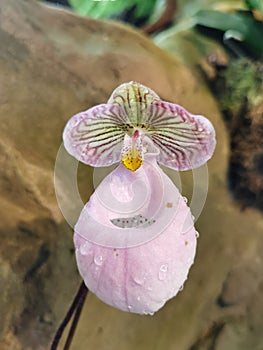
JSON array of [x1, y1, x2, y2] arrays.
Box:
[[40, 0, 70, 6], [194, 10, 263, 59], [46, 0, 263, 59], [153, 0, 263, 60], [154, 28, 227, 67], [68, 0, 159, 26], [245, 0, 263, 12], [220, 58, 263, 112]]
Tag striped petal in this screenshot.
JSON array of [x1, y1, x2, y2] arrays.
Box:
[[63, 104, 130, 167], [107, 81, 160, 126], [146, 101, 216, 170]]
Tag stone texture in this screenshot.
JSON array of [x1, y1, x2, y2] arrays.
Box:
[[0, 1, 262, 350]]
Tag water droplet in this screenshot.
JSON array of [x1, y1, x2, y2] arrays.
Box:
[[160, 264, 168, 272], [158, 264, 168, 281], [133, 275, 145, 285], [147, 286, 153, 291], [79, 242, 90, 256], [94, 255, 103, 266], [182, 196, 188, 203], [195, 231, 200, 238], [142, 309, 153, 316], [128, 305, 133, 310], [191, 214, 195, 221], [179, 285, 184, 291]]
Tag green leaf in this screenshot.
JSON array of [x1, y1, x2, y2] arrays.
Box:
[[68, 0, 157, 23], [245, 0, 263, 13], [194, 10, 263, 58], [68, 0, 126, 18]]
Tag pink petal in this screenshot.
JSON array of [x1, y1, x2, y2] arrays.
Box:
[[74, 149, 188, 248], [63, 104, 129, 167], [146, 101, 216, 170], [74, 155, 197, 315], [74, 196, 197, 315]]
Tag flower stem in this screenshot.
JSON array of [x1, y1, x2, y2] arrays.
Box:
[[50, 281, 88, 350], [142, 0, 177, 34]]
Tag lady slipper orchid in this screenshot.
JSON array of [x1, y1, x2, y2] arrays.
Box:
[[63, 81, 216, 315]]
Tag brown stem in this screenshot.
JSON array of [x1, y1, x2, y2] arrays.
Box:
[[50, 281, 88, 350], [142, 0, 177, 35], [63, 284, 88, 350]]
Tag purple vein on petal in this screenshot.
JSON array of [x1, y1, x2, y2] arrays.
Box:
[[145, 101, 216, 171], [63, 82, 216, 170], [63, 104, 128, 167]]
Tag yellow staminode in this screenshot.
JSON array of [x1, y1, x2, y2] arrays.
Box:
[[122, 146, 143, 171]]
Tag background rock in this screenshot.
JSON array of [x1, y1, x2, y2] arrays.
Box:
[[0, 1, 262, 350]]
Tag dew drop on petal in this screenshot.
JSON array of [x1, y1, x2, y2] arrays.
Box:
[[195, 231, 200, 238], [133, 275, 145, 285], [94, 255, 103, 266], [79, 242, 90, 256], [158, 264, 168, 281], [128, 305, 133, 311], [179, 285, 184, 292]]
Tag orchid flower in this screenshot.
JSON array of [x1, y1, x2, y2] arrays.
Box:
[[64, 82, 215, 172], [63, 81, 216, 315]]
